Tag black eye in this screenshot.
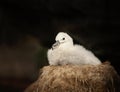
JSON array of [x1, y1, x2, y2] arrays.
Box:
[[62, 38, 65, 40]]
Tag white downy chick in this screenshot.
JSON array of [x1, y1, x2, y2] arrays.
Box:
[[47, 32, 101, 65]]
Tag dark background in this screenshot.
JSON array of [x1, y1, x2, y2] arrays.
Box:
[[0, 0, 120, 92]]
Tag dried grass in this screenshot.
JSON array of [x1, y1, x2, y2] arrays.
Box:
[[25, 62, 120, 92]]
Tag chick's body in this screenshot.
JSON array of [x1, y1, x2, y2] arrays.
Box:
[[47, 32, 101, 65]]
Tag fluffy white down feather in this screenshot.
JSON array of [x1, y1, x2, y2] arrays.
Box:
[[47, 32, 101, 65]]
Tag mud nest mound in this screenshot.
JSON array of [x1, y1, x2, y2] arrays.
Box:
[[25, 62, 120, 92]]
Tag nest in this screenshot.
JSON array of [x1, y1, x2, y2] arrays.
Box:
[[25, 62, 120, 92]]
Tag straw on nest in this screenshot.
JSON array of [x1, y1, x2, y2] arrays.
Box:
[[25, 62, 120, 92]]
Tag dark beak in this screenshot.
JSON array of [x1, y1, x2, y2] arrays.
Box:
[[52, 41, 60, 50]]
